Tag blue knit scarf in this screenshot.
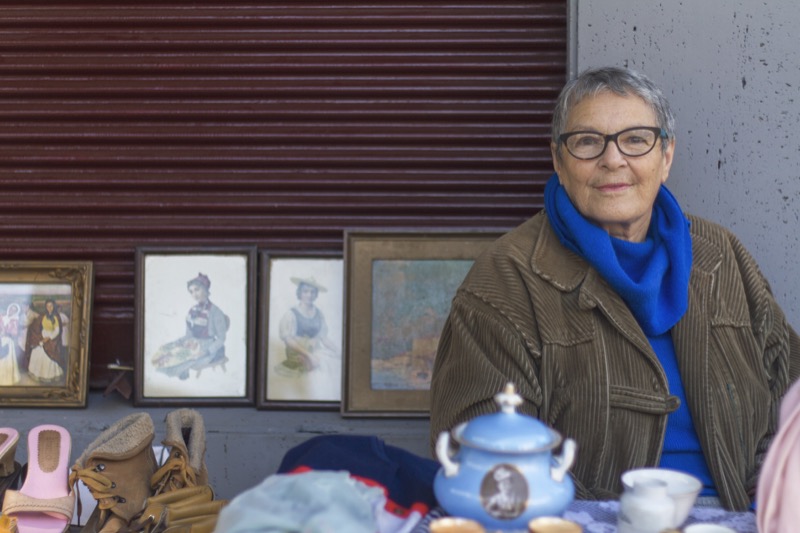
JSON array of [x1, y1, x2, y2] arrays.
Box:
[[544, 173, 692, 335]]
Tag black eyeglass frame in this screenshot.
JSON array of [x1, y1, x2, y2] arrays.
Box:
[[558, 126, 668, 160]]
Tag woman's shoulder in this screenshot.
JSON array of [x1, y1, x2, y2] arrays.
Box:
[[686, 213, 769, 281], [461, 212, 548, 293], [208, 301, 226, 313], [207, 301, 230, 320], [686, 213, 737, 240], [686, 214, 752, 255], [476, 212, 546, 263]]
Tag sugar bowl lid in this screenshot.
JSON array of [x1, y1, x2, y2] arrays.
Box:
[[454, 382, 561, 453]]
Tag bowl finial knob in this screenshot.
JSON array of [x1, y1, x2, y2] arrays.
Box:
[[495, 382, 523, 414]]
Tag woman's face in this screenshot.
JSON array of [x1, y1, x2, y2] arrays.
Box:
[[188, 283, 208, 303], [299, 285, 317, 304], [551, 91, 675, 242], [45, 301, 54, 313]]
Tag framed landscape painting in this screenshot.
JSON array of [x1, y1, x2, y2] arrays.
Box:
[[341, 229, 503, 417]]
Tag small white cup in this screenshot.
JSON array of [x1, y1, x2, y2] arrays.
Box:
[[683, 524, 737, 533]]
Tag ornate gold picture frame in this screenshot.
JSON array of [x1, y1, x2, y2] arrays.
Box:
[[0, 261, 94, 408]]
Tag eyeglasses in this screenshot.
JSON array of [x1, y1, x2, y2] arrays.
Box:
[[558, 126, 667, 160]]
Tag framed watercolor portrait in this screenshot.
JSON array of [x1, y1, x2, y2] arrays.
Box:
[[0, 261, 94, 408], [341, 229, 503, 417], [134, 247, 256, 406], [257, 251, 343, 409]]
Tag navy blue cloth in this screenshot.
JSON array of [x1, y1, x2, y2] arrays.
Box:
[[277, 434, 439, 510], [544, 173, 692, 336]]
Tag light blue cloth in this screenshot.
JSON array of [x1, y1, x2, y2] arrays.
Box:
[[214, 471, 385, 533]]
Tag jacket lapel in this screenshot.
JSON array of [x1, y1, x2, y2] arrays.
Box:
[[672, 229, 724, 491], [532, 215, 654, 358]]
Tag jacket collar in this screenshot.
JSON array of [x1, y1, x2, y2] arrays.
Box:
[[530, 214, 589, 291], [531, 212, 723, 293], [530, 211, 725, 355]]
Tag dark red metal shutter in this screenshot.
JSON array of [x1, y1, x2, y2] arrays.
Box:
[[0, 2, 567, 384]]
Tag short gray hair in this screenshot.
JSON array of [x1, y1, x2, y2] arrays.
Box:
[[551, 66, 676, 155]]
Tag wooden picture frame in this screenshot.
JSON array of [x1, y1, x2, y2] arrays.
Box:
[[0, 261, 94, 408], [134, 246, 256, 406], [257, 250, 343, 410], [342, 229, 503, 417]]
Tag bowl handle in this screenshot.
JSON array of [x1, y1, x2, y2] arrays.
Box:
[[551, 438, 576, 483], [435, 431, 460, 477]]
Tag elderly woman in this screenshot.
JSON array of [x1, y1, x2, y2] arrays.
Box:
[[430, 66, 800, 511]]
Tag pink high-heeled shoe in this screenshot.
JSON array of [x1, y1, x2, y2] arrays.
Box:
[[1, 425, 74, 533]]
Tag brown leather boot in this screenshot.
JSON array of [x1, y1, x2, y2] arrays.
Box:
[[70, 413, 157, 533], [137, 410, 226, 533], [145, 494, 227, 533], [160, 500, 228, 533], [151, 409, 208, 495], [127, 485, 214, 532]]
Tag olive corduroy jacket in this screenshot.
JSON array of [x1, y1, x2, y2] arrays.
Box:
[[430, 210, 800, 511]]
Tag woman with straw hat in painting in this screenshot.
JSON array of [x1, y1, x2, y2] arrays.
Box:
[[275, 276, 340, 377]]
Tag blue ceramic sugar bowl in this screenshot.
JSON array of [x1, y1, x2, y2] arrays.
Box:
[[433, 382, 576, 532]]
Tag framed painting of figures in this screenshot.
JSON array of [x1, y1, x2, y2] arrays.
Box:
[[257, 250, 343, 409], [0, 261, 94, 408], [134, 247, 256, 406]]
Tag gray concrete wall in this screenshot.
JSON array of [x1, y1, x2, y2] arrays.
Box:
[[573, 0, 800, 329]]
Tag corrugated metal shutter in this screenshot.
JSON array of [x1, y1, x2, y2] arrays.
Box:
[[0, 2, 567, 385]]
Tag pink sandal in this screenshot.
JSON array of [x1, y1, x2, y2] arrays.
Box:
[[1, 425, 74, 533]]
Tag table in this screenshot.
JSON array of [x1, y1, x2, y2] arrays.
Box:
[[412, 500, 757, 532]]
